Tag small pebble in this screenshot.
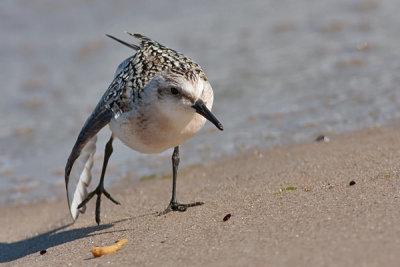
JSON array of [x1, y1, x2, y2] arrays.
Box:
[[40, 250, 47, 255], [349, 180, 356, 186], [315, 135, 330, 142], [223, 213, 231, 222]]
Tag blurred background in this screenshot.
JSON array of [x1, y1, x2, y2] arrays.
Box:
[[1, 0, 399, 205]]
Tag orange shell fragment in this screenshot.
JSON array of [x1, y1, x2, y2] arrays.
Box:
[[92, 239, 127, 257]]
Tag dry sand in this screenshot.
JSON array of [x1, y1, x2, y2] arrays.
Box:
[[1, 124, 400, 266]]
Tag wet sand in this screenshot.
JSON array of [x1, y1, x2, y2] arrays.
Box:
[[1, 124, 400, 266]]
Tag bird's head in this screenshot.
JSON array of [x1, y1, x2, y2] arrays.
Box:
[[144, 70, 223, 131]]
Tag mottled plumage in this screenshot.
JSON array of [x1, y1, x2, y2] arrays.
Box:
[[65, 32, 223, 225], [103, 33, 206, 115]]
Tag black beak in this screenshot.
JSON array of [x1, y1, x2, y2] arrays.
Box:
[[192, 99, 224, 131]]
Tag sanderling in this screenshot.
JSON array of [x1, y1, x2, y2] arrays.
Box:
[[65, 32, 223, 225]]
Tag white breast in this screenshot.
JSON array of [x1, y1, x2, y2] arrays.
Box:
[[109, 108, 206, 154]]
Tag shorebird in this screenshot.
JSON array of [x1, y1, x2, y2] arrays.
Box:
[[65, 32, 223, 225]]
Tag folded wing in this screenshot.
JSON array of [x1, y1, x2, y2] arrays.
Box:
[[65, 104, 113, 220]]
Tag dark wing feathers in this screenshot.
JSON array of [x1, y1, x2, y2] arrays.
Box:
[[64, 103, 113, 188]]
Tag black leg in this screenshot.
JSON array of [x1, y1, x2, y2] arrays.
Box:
[[77, 135, 120, 225], [158, 146, 203, 215]]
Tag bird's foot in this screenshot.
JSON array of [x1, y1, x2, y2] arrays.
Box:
[[77, 184, 120, 225], [157, 201, 204, 216]]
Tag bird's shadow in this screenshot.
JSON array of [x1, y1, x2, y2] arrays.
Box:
[[0, 222, 114, 263], [0, 211, 155, 263]]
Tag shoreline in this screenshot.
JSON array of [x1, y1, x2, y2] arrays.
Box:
[[1, 123, 400, 266]]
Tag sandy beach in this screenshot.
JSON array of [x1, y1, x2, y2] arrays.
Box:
[[2, 1, 400, 266], [1, 124, 400, 266]]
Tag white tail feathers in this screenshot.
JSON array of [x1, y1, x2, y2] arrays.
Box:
[[68, 135, 97, 220]]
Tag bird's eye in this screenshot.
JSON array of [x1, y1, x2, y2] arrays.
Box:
[[170, 87, 179, 95]]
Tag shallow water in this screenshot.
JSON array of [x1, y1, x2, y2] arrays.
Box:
[[1, 0, 399, 205]]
